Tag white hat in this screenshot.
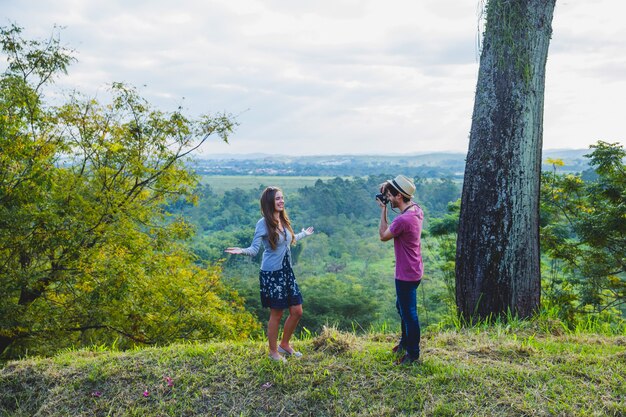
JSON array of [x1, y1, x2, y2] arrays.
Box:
[[386, 175, 415, 198]]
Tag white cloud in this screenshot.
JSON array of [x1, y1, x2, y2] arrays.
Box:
[[1, 0, 624, 155]]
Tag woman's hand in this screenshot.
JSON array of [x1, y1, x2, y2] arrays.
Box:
[[302, 227, 314, 236], [225, 247, 243, 255]]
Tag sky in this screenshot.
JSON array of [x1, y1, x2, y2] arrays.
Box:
[[2, 0, 625, 156]]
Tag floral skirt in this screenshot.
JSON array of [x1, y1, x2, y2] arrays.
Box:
[[259, 253, 303, 309]]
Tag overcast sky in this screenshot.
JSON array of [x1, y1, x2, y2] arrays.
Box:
[[2, 0, 624, 156]]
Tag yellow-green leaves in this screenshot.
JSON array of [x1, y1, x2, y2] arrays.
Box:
[[0, 25, 249, 359], [540, 141, 626, 327], [546, 158, 564, 167]]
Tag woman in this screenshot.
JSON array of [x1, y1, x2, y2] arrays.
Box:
[[225, 186, 314, 362]]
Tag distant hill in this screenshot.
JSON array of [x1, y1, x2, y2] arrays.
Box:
[[542, 148, 593, 172], [191, 149, 592, 177]]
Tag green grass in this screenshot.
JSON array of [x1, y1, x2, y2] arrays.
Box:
[[198, 175, 343, 194], [2, 327, 625, 416]]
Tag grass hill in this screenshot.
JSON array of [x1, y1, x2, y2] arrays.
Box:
[[1, 326, 624, 416]]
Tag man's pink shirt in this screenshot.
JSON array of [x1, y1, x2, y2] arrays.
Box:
[[389, 205, 424, 281]]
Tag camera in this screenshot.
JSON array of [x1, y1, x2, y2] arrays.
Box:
[[376, 193, 389, 205]]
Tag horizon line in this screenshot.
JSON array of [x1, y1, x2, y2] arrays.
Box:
[[194, 147, 590, 159]]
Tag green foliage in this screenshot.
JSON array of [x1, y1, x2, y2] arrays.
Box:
[[541, 141, 626, 326], [425, 200, 460, 308], [179, 174, 461, 334], [298, 275, 380, 331], [0, 25, 257, 358], [183, 152, 623, 335], [414, 178, 461, 218]]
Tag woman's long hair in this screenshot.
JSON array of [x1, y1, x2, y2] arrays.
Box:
[[260, 186, 295, 250]]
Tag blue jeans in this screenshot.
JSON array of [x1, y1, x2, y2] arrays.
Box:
[[395, 279, 421, 359]]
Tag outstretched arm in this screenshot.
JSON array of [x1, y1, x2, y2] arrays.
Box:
[[295, 226, 315, 241], [224, 247, 244, 255], [225, 219, 266, 256]]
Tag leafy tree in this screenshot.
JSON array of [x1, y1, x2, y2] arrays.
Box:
[[541, 141, 626, 323], [0, 25, 258, 358], [456, 0, 556, 321]]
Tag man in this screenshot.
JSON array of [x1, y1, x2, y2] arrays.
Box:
[[377, 174, 424, 364]]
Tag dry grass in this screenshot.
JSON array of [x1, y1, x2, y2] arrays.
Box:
[[311, 325, 360, 354]]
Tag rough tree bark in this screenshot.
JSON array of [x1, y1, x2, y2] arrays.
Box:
[[455, 0, 556, 320]]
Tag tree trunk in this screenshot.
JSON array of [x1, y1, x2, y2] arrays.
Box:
[[455, 0, 556, 321]]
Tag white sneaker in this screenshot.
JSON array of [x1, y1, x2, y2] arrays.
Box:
[[278, 345, 303, 358]]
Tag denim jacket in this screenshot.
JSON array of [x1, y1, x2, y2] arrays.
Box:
[[241, 218, 308, 271]]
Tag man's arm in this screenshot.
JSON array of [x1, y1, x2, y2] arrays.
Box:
[[379, 205, 394, 241]]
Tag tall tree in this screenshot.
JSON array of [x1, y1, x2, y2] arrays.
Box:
[[455, 0, 556, 320]]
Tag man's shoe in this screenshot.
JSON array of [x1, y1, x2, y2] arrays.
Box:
[[395, 353, 420, 365], [392, 343, 404, 353]]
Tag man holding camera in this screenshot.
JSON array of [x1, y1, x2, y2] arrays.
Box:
[[377, 175, 424, 365]]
